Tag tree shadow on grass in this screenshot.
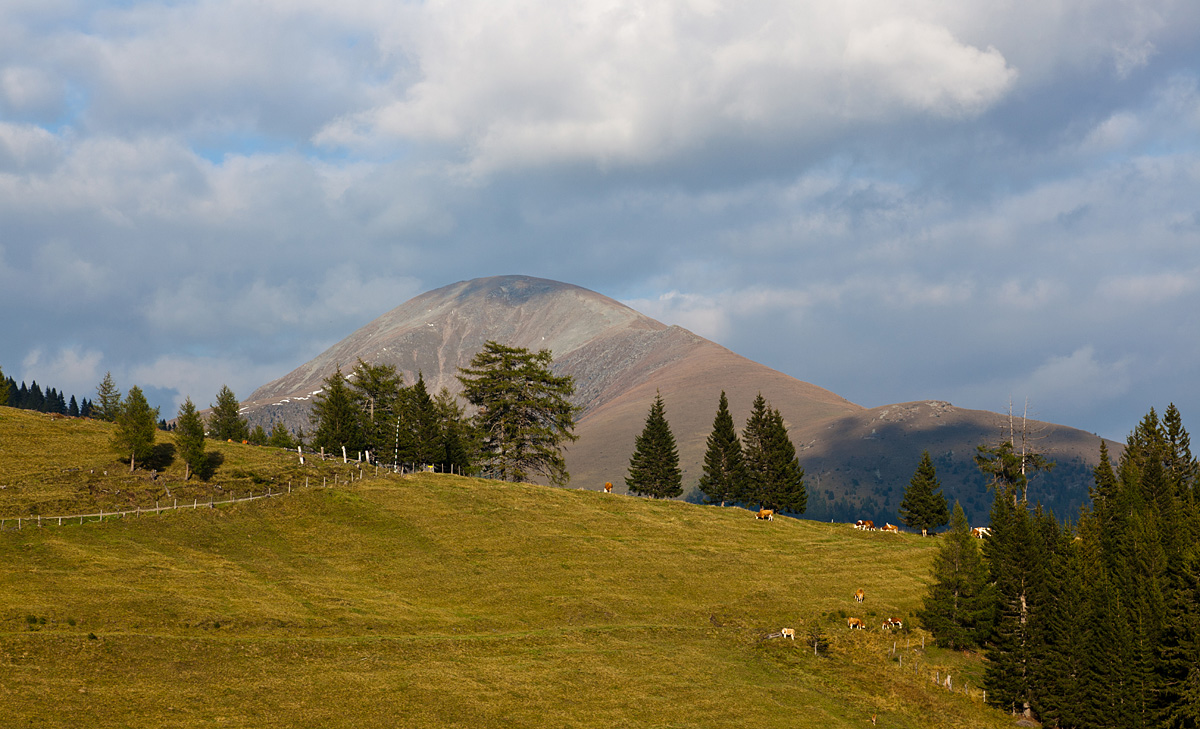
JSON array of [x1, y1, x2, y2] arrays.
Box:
[[196, 451, 224, 481], [145, 442, 176, 471]]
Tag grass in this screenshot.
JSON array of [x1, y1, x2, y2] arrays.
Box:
[[0, 407, 1010, 727]]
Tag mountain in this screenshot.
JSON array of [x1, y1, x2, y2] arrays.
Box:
[[243, 275, 1112, 524]]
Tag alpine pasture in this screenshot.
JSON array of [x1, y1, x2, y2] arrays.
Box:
[[0, 407, 1013, 728]]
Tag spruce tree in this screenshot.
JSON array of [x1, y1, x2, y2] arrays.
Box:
[[626, 392, 682, 499], [899, 451, 950, 536], [174, 397, 207, 480], [310, 366, 364, 455], [742, 394, 806, 513], [434, 386, 475, 475], [95, 371, 122, 422], [0, 366, 7, 406], [208, 385, 249, 442], [457, 341, 579, 485], [267, 422, 296, 449], [68, 395, 79, 417], [982, 490, 1039, 717], [110, 386, 159, 472], [248, 424, 268, 445], [917, 501, 993, 649], [403, 373, 443, 466], [698, 391, 747, 506]]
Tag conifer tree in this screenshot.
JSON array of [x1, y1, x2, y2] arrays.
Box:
[[267, 422, 296, 449], [310, 366, 364, 455], [434, 386, 475, 475], [208, 385, 249, 442], [457, 341, 578, 485], [698, 391, 747, 506], [95, 371, 122, 422], [349, 358, 404, 460], [899, 450, 950, 536], [982, 490, 1040, 717], [68, 395, 79, 417], [111, 386, 159, 472], [174, 397, 207, 480], [0, 366, 7, 406], [742, 394, 806, 513], [917, 501, 993, 649], [626, 392, 683, 499], [248, 424, 268, 445], [403, 373, 443, 466]]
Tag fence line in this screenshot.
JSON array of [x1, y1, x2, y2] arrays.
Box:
[[0, 459, 466, 532]]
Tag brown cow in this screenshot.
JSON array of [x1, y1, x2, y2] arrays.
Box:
[[971, 526, 992, 539], [847, 617, 866, 630], [882, 617, 903, 630], [756, 509, 774, 521], [603, 482, 613, 493], [854, 588, 865, 603], [855, 519, 875, 531], [881, 523, 900, 533], [781, 628, 795, 640]]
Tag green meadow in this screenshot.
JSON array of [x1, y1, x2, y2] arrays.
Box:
[[1, 407, 1014, 728]]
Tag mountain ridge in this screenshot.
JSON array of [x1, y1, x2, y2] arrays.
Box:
[[241, 275, 1111, 524]]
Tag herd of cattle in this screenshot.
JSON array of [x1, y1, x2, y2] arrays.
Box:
[[761, 513, 992, 640]]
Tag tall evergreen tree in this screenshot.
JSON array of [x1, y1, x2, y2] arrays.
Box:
[[208, 385, 249, 442], [110, 386, 159, 472], [917, 501, 993, 649], [434, 386, 475, 475], [174, 397, 207, 480], [698, 391, 747, 507], [626, 392, 682, 499], [982, 490, 1040, 717], [310, 366, 364, 455], [349, 358, 404, 460], [742, 394, 806, 513], [899, 450, 950, 536], [0, 366, 8, 406], [457, 341, 579, 485], [248, 424, 268, 445], [95, 371, 122, 422], [402, 373, 443, 466], [68, 395, 79, 417]]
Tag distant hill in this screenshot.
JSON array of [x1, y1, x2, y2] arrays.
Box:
[[243, 275, 1115, 525]]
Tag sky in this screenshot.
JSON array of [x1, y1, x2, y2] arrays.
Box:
[[2, 0, 1199, 442]]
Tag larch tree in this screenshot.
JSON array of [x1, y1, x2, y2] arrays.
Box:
[[174, 397, 207, 480], [698, 391, 747, 507], [626, 391, 683, 499], [348, 358, 404, 461], [111, 385, 159, 472], [457, 341, 578, 485], [208, 385, 249, 442], [899, 450, 950, 536]]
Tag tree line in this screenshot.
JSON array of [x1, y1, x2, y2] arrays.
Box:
[[919, 403, 1200, 727], [626, 389, 808, 515], [1, 372, 94, 418]]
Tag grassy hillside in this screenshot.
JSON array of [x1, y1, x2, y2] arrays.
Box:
[[1, 407, 1016, 728]]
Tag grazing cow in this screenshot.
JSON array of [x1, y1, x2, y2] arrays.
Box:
[[756, 508, 774, 521], [854, 588, 865, 603], [848, 617, 866, 630], [603, 482, 613, 493], [781, 628, 795, 640], [971, 527, 992, 539], [881, 523, 900, 533], [882, 617, 903, 630], [855, 519, 875, 531]]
